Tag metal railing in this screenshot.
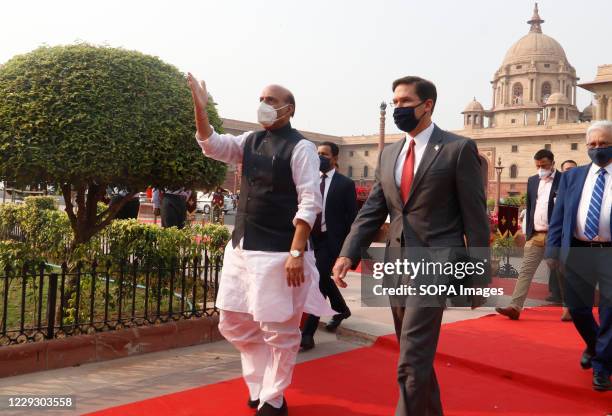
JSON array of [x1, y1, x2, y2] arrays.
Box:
[[0, 255, 221, 346]]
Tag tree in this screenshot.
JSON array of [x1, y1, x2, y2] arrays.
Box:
[[0, 44, 226, 248]]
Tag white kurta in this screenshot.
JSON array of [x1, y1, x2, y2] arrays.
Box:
[[196, 128, 337, 322]]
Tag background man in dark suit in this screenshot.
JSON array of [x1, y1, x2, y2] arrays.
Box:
[[545, 120, 612, 392], [300, 141, 358, 351], [496, 149, 565, 320], [332, 76, 489, 416]]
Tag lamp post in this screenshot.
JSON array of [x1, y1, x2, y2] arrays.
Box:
[[494, 157, 505, 214], [378, 101, 387, 154]]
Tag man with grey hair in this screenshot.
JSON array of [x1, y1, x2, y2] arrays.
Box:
[[546, 120, 612, 392]]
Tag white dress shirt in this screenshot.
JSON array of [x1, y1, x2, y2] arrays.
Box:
[[533, 170, 556, 232], [320, 168, 335, 232], [394, 122, 435, 187], [574, 163, 612, 242]]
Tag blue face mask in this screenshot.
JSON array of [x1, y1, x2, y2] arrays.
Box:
[[319, 155, 332, 173], [588, 146, 612, 167]]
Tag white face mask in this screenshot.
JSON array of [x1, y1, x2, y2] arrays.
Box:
[[257, 102, 289, 126], [538, 168, 553, 179]]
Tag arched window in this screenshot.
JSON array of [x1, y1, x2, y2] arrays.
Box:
[[541, 82, 551, 102], [510, 164, 518, 179], [348, 166, 353, 178], [512, 82, 523, 104], [363, 166, 369, 178], [466, 115, 471, 125]]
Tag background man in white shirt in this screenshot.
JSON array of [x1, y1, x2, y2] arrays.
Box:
[[496, 149, 563, 320]]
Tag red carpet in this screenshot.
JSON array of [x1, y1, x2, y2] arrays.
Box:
[[86, 307, 610, 416]]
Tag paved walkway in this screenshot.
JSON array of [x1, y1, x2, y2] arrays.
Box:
[[0, 262, 552, 415]]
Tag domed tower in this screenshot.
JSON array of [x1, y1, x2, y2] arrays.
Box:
[[544, 92, 577, 124], [462, 98, 485, 129], [580, 102, 594, 122], [487, 3, 579, 127]]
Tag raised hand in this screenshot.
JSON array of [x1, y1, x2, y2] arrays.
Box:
[[187, 72, 212, 139]]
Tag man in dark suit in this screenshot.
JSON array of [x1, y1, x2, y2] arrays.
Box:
[[545, 120, 612, 392], [300, 141, 358, 351], [496, 149, 564, 320], [332, 76, 489, 416]]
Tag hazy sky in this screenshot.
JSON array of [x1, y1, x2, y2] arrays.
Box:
[[2, 0, 610, 136]]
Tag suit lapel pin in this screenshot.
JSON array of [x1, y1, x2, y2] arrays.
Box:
[[434, 145, 440, 151]]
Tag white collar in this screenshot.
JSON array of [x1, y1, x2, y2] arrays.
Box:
[[406, 122, 435, 145], [321, 168, 336, 178], [589, 163, 612, 177]]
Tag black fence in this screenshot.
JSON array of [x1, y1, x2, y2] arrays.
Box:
[[0, 255, 221, 346]]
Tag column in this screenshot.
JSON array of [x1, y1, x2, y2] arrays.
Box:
[[573, 86, 577, 106], [595, 95, 604, 120], [607, 96, 612, 121]]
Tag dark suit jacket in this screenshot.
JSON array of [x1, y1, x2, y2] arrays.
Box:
[[319, 170, 358, 258], [339, 124, 489, 272], [525, 172, 561, 241], [545, 164, 609, 264]]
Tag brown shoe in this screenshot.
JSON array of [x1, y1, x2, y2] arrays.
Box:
[[495, 306, 520, 320]]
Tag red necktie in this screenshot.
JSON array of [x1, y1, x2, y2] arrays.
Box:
[[400, 139, 416, 203]]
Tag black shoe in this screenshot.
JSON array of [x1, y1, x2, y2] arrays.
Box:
[[581, 349, 594, 370], [256, 398, 288, 416], [300, 334, 315, 352], [247, 398, 260, 409], [593, 372, 612, 392], [325, 312, 351, 332]]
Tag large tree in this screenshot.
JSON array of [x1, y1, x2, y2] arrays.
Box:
[[0, 44, 226, 247]]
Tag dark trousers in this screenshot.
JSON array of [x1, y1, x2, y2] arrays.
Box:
[[110, 196, 140, 220], [392, 304, 444, 416], [564, 244, 612, 376], [302, 233, 350, 337], [161, 194, 187, 229]]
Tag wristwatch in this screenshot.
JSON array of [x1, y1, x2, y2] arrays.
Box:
[[289, 249, 303, 258]]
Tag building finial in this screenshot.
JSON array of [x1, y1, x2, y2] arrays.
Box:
[[527, 2, 544, 33]]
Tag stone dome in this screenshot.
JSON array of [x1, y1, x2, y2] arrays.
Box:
[[581, 103, 594, 118], [545, 92, 570, 105], [463, 98, 484, 112], [501, 4, 568, 67]]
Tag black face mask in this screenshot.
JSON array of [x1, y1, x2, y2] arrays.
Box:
[[588, 146, 612, 167], [393, 102, 426, 133], [319, 155, 332, 172]]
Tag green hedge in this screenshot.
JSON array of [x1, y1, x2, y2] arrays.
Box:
[[0, 197, 230, 267]]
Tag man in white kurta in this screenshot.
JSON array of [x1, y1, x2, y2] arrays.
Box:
[[188, 75, 335, 416]]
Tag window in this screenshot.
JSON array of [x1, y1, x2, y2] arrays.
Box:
[[511, 145, 518, 153], [545, 143, 551, 150], [349, 151, 354, 157], [544, 63, 550, 68], [467, 115, 471, 125], [541, 82, 551, 102], [510, 164, 518, 179], [512, 82, 523, 104], [364, 150, 369, 157], [348, 166, 353, 178], [363, 166, 369, 178], [571, 143, 578, 150], [516, 65, 522, 69], [511, 119, 516, 124]]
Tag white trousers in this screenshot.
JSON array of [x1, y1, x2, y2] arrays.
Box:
[[219, 309, 303, 407]]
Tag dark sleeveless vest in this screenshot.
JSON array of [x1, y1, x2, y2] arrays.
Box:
[[233, 123, 305, 251]]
